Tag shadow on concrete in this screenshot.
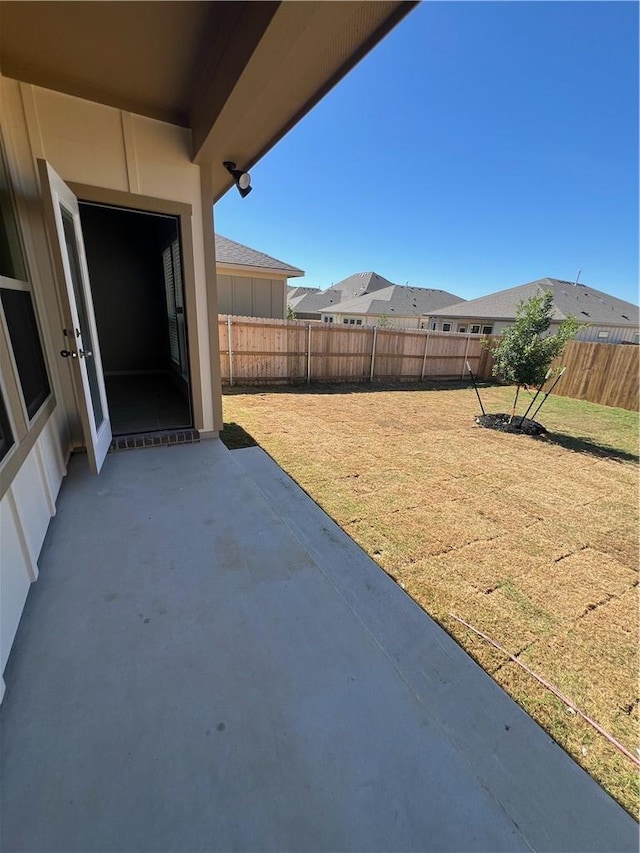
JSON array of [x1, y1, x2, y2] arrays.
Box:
[[219, 421, 259, 450]]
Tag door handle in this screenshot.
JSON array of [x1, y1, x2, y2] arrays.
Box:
[[60, 349, 78, 358]]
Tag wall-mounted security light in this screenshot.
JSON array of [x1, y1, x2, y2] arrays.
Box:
[[223, 161, 252, 198]]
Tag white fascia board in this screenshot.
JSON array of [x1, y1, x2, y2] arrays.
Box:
[[215, 263, 303, 281]]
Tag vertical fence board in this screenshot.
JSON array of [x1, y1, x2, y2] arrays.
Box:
[[218, 317, 638, 409], [476, 337, 638, 410]]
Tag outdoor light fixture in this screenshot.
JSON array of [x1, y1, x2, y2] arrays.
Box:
[[223, 161, 252, 198]]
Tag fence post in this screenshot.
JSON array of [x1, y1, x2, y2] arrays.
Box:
[[307, 324, 312, 383], [421, 330, 431, 380], [227, 316, 234, 387], [370, 326, 377, 381], [461, 332, 471, 379]]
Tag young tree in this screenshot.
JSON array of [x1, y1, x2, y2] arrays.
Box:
[[485, 290, 579, 420], [286, 304, 297, 320]]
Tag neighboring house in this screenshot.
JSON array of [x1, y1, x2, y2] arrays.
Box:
[[428, 277, 640, 343], [320, 283, 465, 328], [288, 270, 463, 328], [0, 0, 412, 699], [288, 271, 394, 319], [287, 285, 323, 319], [215, 234, 304, 320]]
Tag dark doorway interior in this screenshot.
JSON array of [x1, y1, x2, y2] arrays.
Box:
[[79, 203, 192, 435]]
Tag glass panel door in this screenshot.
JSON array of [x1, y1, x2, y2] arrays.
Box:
[[38, 160, 111, 473]]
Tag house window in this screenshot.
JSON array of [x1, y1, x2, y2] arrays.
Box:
[[431, 322, 437, 331], [471, 324, 481, 334], [458, 325, 467, 333], [0, 160, 27, 282], [442, 323, 451, 332], [482, 325, 493, 335], [356, 319, 362, 326], [0, 385, 14, 463], [597, 330, 610, 339], [343, 319, 349, 325], [1, 288, 51, 420], [0, 147, 53, 466]]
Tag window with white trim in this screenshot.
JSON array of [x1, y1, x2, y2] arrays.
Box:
[[597, 330, 610, 339], [442, 322, 451, 332], [1, 287, 50, 420], [458, 324, 467, 333], [0, 145, 53, 482], [0, 384, 14, 463], [470, 324, 481, 334], [482, 325, 493, 335]]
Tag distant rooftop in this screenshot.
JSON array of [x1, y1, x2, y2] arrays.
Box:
[[215, 235, 304, 277], [324, 284, 465, 318], [430, 278, 639, 326]]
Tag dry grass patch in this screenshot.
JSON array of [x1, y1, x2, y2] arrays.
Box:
[[222, 382, 639, 813]]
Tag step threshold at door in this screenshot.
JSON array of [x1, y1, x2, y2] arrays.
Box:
[[108, 429, 200, 452]]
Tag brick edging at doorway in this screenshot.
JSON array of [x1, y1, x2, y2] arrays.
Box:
[[109, 429, 200, 453]]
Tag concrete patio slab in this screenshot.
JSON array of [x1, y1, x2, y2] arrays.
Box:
[[1, 440, 636, 852]]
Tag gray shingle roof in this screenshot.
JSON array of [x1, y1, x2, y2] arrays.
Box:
[[288, 272, 450, 317], [323, 284, 465, 317], [215, 234, 304, 276], [429, 278, 639, 326], [321, 272, 396, 302]]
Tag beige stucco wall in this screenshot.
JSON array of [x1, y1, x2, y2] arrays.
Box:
[[217, 272, 286, 319], [0, 74, 223, 698], [1, 75, 218, 435]]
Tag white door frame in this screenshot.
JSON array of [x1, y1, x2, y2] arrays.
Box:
[[38, 160, 112, 473]]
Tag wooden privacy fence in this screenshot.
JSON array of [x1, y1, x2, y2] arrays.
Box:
[[219, 317, 638, 410], [478, 337, 638, 411], [545, 340, 637, 411], [219, 316, 486, 385]]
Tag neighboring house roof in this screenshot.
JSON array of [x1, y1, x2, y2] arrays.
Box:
[[288, 285, 320, 298], [215, 234, 304, 277], [287, 271, 400, 315], [287, 285, 322, 311], [321, 271, 396, 303], [429, 278, 639, 326], [323, 284, 465, 318]]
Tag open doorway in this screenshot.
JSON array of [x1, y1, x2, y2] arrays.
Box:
[[78, 203, 192, 436]]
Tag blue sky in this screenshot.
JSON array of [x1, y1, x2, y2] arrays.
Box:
[[214, 1, 639, 305]]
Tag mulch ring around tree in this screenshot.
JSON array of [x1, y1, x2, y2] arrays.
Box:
[[476, 413, 547, 435]]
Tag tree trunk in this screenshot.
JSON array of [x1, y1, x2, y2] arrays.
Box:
[[510, 385, 520, 422]]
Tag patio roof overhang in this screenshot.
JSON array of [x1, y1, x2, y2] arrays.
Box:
[[0, 0, 416, 200]]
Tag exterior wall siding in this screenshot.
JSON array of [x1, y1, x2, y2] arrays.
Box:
[[431, 315, 638, 343], [574, 325, 637, 344], [0, 74, 222, 697], [1, 75, 217, 434], [217, 273, 286, 319], [0, 417, 66, 700], [323, 312, 422, 329]]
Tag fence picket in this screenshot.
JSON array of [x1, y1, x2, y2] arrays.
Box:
[[217, 317, 637, 410]]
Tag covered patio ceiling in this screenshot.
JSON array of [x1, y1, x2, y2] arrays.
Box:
[[0, 0, 416, 199]]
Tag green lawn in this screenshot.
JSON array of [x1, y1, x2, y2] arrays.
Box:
[[222, 382, 639, 814]]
